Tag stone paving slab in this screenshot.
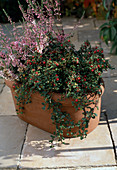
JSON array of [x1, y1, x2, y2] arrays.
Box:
[[102, 77, 117, 119], [77, 18, 97, 31], [0, 116, 27, 168], [78, 29, 101, 42], [102, 55, 117, 78], [109, 119, 117, 157], [0, 78, 4, 84], [0, 86, 16, 115], [95, 20, 107, 29], [19, 116, 116, 169], [0, 84, 3, 93]]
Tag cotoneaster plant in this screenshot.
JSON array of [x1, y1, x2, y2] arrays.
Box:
[[0, 0, 113, 146]]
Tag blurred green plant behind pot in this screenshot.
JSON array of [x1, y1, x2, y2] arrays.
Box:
[[99, 0, 117, 54]]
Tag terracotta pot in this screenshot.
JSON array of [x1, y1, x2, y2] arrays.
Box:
[[5, 79, 104, 137]]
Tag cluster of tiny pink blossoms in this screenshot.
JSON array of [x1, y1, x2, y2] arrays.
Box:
[[0, 0, 68, 80]]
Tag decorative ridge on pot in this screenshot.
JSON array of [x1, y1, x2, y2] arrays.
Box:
[[0, 0, 114, 147]]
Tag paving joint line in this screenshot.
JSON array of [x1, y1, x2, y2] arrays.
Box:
[[17, 123, 29, 170], [15, 165, 117, 169], [102, 75, 117, 78], [102, 110, 117, 164], [0, 82, 5, 94]]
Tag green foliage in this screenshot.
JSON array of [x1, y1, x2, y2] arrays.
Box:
[[102, 0, 117, 19], [99, 19, 117, 54]]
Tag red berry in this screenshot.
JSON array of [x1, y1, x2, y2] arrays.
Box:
[[97, 58, 99, 61], [29, 62, 32, 65], [98, 73, 101, 76], [36, 72, 38, 74], [32, 56, 34, 58], [40, 55, 42, 57], [56, 63, 59, 66], [56, 78, 59, 81], [78, 77, 81, 80], [68, 40, 70, 42], [75, 99, 78, 102], [101, 50, 103, 53], [98, 65, 100, 68], [43, 61, 46, 64], [84, 78, 86, 81], [97, 50, 99, 52], [55, 74, 58, 76], [12, 85, 15, 88], [25, 77, 27, 80], [62, 58, 64, 61], [78, 107, 80, 110], [89, 62, 91, 64], [88, 52, 91, 54], [61, 44, 63, 46], [91, 69, 94, 72], [94, 51, 96, 54], [91, 65, 93, 67]]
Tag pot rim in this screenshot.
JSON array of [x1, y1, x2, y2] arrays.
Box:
[[5, 78, 105, 105]]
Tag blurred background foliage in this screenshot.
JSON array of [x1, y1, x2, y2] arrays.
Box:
[[0, 0, 117, 23], [0, 0, 28, 23]]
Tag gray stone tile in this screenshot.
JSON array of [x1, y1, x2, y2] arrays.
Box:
[[78, 29, 100, 42], [77, 18, 95, 31], [0, 116, 27, 168], [19, 118, 116, 169], [0, 86, 16, 115], [102, 77, 117, 119], [95, 20, 107, 29], [101, 42, 111, 54], [0, 84, 4, 93], [108, 118, 117, 156], [0, 78, 4, 84]]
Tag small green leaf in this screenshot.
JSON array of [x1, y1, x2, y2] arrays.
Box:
[[42, 106, 46, 110], [110, 27, 116, 41]]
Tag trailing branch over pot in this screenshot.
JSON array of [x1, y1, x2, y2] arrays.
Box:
[[0, 0, 113, 146]]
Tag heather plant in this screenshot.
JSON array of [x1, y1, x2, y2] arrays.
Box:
[[0, 0, 113, 146]]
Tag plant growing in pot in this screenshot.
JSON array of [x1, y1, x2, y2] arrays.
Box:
[[0, 0, 113, 146]]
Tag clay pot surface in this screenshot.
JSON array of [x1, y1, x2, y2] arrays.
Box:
[[5, 79, 104, 137]]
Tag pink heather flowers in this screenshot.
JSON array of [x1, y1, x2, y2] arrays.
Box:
[[0, 0, 68, 80]]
